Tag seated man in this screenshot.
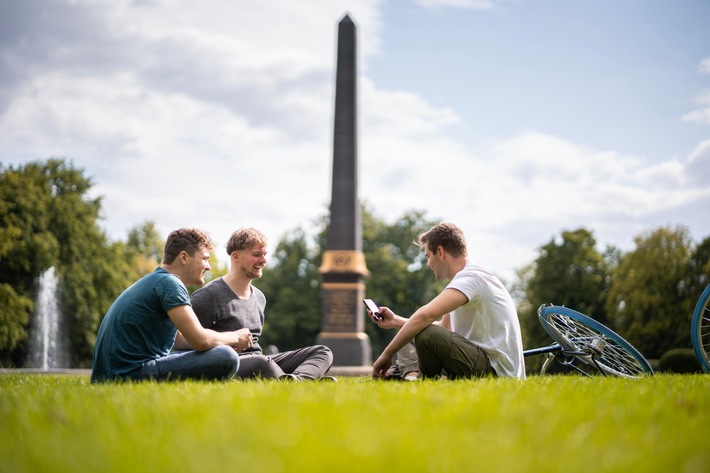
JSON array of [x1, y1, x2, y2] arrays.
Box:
[[370, 223, 526, 380], [178, 227, 334, 381], [91, 228, 252, 383]]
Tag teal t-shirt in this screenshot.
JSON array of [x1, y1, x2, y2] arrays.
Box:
[[91, 267, 191, 382]]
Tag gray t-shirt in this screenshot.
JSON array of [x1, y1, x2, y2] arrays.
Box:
[[190, 278, 266, 353]]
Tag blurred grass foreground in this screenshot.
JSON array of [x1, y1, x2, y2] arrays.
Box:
[[1, 373, 708, 473]]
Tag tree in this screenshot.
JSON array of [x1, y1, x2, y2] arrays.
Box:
[[605, 225, 692, 359], [0, 284, 33, 357], [125, 221, 164, 277], [515, 228, 613, 353], [0, 159, 134, 367], [684, 236, 710, 307]]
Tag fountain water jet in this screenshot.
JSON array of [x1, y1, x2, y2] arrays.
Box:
[[26, 267, 68, 369]]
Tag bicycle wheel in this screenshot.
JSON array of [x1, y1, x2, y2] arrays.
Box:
[[691, 284, 710, 373], [537, 305, 653, 378]]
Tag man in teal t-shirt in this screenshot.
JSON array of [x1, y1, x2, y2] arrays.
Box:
[[91, 228, 253, 383]]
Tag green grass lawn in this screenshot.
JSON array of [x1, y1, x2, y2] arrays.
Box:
[[1, 373, 708, 473]]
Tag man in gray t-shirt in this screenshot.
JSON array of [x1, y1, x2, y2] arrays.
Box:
[[182, 227, 334, 381]]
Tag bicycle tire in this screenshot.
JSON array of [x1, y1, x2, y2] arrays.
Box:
[[691, 284, 710, 373], [537, 305, 653, 378]]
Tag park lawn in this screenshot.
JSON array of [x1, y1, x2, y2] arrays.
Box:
[[0, 373, 708, 473]]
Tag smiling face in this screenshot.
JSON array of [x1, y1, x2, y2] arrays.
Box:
[[233, 244, 267, 280], [184, 246, 212, 286]]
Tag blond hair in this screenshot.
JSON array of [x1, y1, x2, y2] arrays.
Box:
[[226, 227, 268, 255]]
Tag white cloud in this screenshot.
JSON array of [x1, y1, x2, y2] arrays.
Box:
[[682, 57, 710, 125], [362, 78, 460, 136], [682, 90, 710, 126], [358, 124, 710, 279], [699, 57, 710, 75], [685, 139, 710, 186], [0, 0, 384, 250], [1, 0, 708, 282]]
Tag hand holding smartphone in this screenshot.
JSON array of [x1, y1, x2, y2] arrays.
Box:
[[363, 298, 382, 320]]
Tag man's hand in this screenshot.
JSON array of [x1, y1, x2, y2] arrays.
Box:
[[368, 306, 399, 329], [372, 351, 393, 379], [232, 328, 253, 352]]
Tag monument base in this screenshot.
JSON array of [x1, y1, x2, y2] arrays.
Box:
[[317, 331, 371, 366]]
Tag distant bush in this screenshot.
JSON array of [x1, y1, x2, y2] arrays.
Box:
[[646, 358, 660, 372], [658, 348, 702, 373]]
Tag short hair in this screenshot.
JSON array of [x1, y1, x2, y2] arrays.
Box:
[[226, 227, 268, 255], [162, 228, 213, 264], [417, 223, 467, 258]]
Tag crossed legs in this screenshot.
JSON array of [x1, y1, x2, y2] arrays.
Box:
[[414, 324, 493, 379]]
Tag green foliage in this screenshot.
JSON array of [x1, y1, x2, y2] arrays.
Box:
[[605, 226, 693, 359], [658, 348, 702, 373], [1, 374, 709, 473], [0, 284, 33, 353], [516, 228, 613, 357], [685, 236, 710, 307], [124, 221, 165, 277], [0, 162, 61, 294]]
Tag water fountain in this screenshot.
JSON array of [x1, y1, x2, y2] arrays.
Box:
[[26, 267, 68, 370]]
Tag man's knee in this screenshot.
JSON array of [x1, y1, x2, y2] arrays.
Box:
[[211, 345, 240, 377], [315, 345, 334, 366], [414, 324, 444, 349], [237, 353, 280, 378], [250, 354, 276, 373]]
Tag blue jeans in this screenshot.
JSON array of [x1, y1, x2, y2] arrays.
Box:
[[138, 346, 239, 381]]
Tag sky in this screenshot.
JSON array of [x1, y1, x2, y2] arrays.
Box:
[[1, 0, 709, 283]]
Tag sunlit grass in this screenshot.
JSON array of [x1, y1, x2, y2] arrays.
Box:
[[1, 374, 708, 472]]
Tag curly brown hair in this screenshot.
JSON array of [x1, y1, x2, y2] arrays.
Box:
[[162, 228, 213, 264]]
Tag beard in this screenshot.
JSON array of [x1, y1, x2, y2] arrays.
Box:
[[245, 266, 263, 280]]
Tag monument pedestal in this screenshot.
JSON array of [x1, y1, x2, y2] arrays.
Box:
[[316, 332, 371, 367], [318, 250, 371, 367]]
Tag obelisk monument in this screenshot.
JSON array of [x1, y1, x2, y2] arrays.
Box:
[[316, 14, 371, 368]]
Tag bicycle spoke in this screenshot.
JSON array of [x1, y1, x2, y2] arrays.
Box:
[[539, 306, 652, 378], [549, 314, 645, 376]]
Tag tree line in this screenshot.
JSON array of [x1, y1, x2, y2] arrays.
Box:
[[1, 159, 708, 367]]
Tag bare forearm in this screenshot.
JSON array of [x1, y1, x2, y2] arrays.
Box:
[[188, 329, 241, 351], [382, 312, 436, 357], [173, 331, 192, 350]]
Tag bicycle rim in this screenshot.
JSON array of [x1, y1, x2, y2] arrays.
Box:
[[691, 284, 710, 373], [538, 305, 653, 378]]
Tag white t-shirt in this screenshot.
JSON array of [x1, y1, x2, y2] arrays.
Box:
[[446, 263, 526, 379]]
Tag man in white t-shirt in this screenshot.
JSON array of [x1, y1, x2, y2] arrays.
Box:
[[370, 223, 526, 379]]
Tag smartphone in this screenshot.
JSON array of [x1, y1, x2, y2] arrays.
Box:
[[363, 299, 382, 320]]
